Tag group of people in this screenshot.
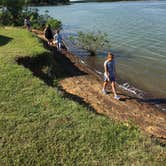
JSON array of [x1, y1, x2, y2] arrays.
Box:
[[44, 24, 63, 51], [24, 16, 120, 100], [24, 17, 62, 51], [44, 25, 120, 100]]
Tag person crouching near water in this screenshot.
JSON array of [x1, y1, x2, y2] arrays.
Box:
[[44, 24, 54, 45], [102, 52, 120, 100], [53, 30, 63, 51]]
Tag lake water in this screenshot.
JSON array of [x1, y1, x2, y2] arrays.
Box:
[[36, 1, 166, 104]]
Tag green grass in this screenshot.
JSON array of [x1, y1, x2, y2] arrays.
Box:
[[0, 27, 165, 165]]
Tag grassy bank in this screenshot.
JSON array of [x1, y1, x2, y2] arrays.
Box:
[[0, 27, 165, 165]]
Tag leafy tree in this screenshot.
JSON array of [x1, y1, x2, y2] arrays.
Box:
[[29, 9, 62, 30], [0, 0, 27, 25], [25, 0, 69, 5], [0, 0, 61, 29], [70, 31, 111, 56], [0, 0, 26, 25]]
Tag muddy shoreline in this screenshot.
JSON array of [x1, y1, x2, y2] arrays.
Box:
[[33, 29, 166, 142], [63, 34, 166, 112]]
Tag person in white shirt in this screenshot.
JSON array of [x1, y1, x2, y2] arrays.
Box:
[[102, 52, 120, 100], [54, 30, 63, 51]]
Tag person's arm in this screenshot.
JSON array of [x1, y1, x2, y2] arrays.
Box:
[[53, 33, 56, 40], [104, 61, 109, 80], [43, 28, 46, 35]]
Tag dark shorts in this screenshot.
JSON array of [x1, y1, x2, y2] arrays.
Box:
[[104, 75, 115, 82]]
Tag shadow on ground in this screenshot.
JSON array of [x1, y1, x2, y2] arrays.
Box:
[[16, 48, 87, 79], [0, 35, 13, 46], [16, 53, 55, 86], [16, 45, 103, 116]]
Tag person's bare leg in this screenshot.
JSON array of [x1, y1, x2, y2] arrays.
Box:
[[111, 81, 120, 99], [111, 81, 117, 96], [103, 81, 108, 90], [102, 81, 108, 94]]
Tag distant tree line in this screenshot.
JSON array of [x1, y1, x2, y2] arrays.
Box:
[[0, 0, 70, 6], [26, 0, 70, 5]]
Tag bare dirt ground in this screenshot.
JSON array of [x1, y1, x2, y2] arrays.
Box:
[[33, 30, 166, 142]]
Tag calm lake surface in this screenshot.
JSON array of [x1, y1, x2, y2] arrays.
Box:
[[36, 1, 166, 101]]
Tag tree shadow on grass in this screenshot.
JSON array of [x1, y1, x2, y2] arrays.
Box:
[[16, 49, 103, 116], [0, 35, 13, 46], [16, 53, 55, 86], [16, 49, 87, 80]]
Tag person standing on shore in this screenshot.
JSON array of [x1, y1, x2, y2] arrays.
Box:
[[44, 24, 54, 45], [54, 29, 63, 51], [102, 52, 120, 100], [24, 16, 31, 31]]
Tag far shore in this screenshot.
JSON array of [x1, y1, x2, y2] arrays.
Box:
[[28, 2, 70, 7]]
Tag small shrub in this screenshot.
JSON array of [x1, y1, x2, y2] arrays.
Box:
[[0, 3, 61, 30], [0, 0, 25, 26], [70, 31, 111, 56], [46, 18, 61, 30]]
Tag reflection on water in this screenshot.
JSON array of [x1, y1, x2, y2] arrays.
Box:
[[36, 1, 166, 100]]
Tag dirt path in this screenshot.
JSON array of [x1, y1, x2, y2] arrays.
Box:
[[33, 30, 166, 141]]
